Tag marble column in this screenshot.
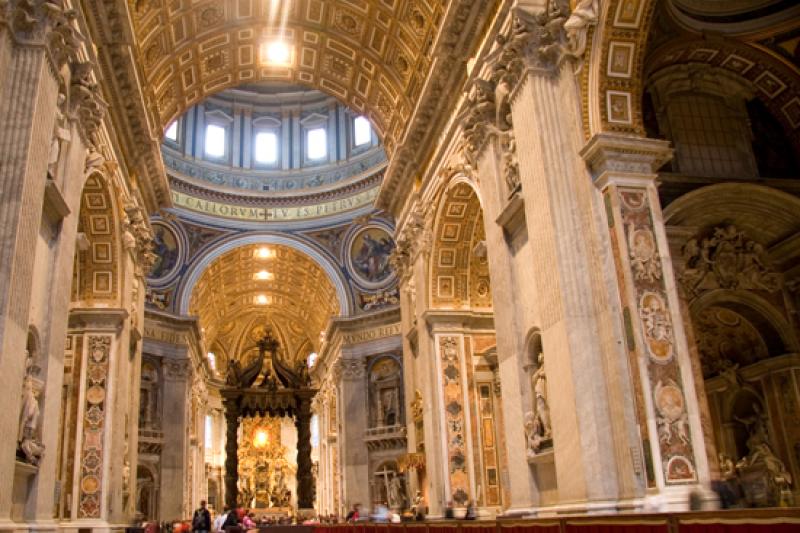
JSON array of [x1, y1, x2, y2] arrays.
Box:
[[582, 133, 711, 505], [223, 399, 239, 512], [336, 358, 369, 510]]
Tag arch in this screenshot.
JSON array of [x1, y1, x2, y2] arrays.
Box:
[[176, 232, 353, 316], [689, 289, 800, 356], [428, 179, 492, 310], [587, 0, 659, 136], [72, 172, 123, 304], [130, 0, 446, 153], [588, 0, 800, 147], [644, 35, 800, 151], [663, 183, 800, 247]]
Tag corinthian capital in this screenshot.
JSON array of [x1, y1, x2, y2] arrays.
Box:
[[511, 1, 599, 72], [69, 62, 108, 143], [334, 358, 366, 382]]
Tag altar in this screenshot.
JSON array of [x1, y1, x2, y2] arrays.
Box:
[[222, 331, 317, 513]]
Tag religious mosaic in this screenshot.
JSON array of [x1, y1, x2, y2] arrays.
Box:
[[347, 226, 395, 288], [148, 222, 181, 280]]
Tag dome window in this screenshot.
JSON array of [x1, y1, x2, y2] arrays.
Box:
[[354, 116, 371, 146], [254, 131, 279, 164], [165, 120, 178, 142], [307, 127, 327, 160], [205, 123, 227, 158]]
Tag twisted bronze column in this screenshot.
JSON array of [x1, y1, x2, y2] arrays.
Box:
[[295, 398, 315, 509], [224, 399, 240, 511]]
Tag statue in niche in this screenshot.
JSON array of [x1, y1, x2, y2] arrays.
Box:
[[388, 474, 406, 510], [525, 352, 552, 456], [734, 402, 793, 505], [369, 358, 402, 428], [17, 351, 45, 465], [532, 352, 551, 439]]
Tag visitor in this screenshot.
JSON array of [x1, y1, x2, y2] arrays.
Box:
[[213, 507, 228, 533], [345, 503, 360, 522], [192, 501, 211, 533], [242, 512, 256, 530], [222, 505, 239, 532], [464, 501, 476, 520], [444, 501, 455, 520], [372, 502, 390, 523]]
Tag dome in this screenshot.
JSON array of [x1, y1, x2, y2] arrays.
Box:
[[161, 83, 386, 228]]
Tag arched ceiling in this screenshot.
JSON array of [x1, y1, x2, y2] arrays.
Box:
[[189, 243, 339, 358], [131, 0, 446, 154]]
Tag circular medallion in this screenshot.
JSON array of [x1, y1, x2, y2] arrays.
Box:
[[81, 475, 100, 494], [148, 222, 182, 282], [86, 385, 106, 405], [655, 382, 684, 421], [346, 225, 395, 289]]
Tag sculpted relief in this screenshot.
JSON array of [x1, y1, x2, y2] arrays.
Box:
[[680, 224, 781, 297]]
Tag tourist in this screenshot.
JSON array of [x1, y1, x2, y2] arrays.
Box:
[[213, 507, 228, 533], [444, 501, 455, 520], [242, 512, 256, 530], [372, 502, 390, 523], [192, 501, 211, 533], [464, 501, 476, 520], [345, 503, 360, 522], [222, 506, 239, 532]]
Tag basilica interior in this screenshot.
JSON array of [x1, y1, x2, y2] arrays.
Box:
[[2, 0, 800, 531]]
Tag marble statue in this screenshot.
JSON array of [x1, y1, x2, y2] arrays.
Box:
[[524, 352, 552, 456], [719, 453, 736, 481], [17, 354, 44, 465], [388, 475, 405, 510], [532, 353, 551, 439], [563, 0, 599, 59], [735, 402, 793, 505]]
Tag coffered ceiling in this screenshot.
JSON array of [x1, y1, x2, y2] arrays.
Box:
[[131, 0, 445, 155], [189, 243, 339, 358]]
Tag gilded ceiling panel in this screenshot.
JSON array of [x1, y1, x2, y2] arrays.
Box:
[[130, 0, 445, 153], [189, 243, 339, 358]]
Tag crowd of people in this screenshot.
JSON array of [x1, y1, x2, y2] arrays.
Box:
[[178, 496, 478, 533]]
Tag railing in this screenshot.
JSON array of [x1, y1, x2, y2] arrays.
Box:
[[364, 425, 407, 451], [311, 509, 799, 533], [139, 428, 165, 454]]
